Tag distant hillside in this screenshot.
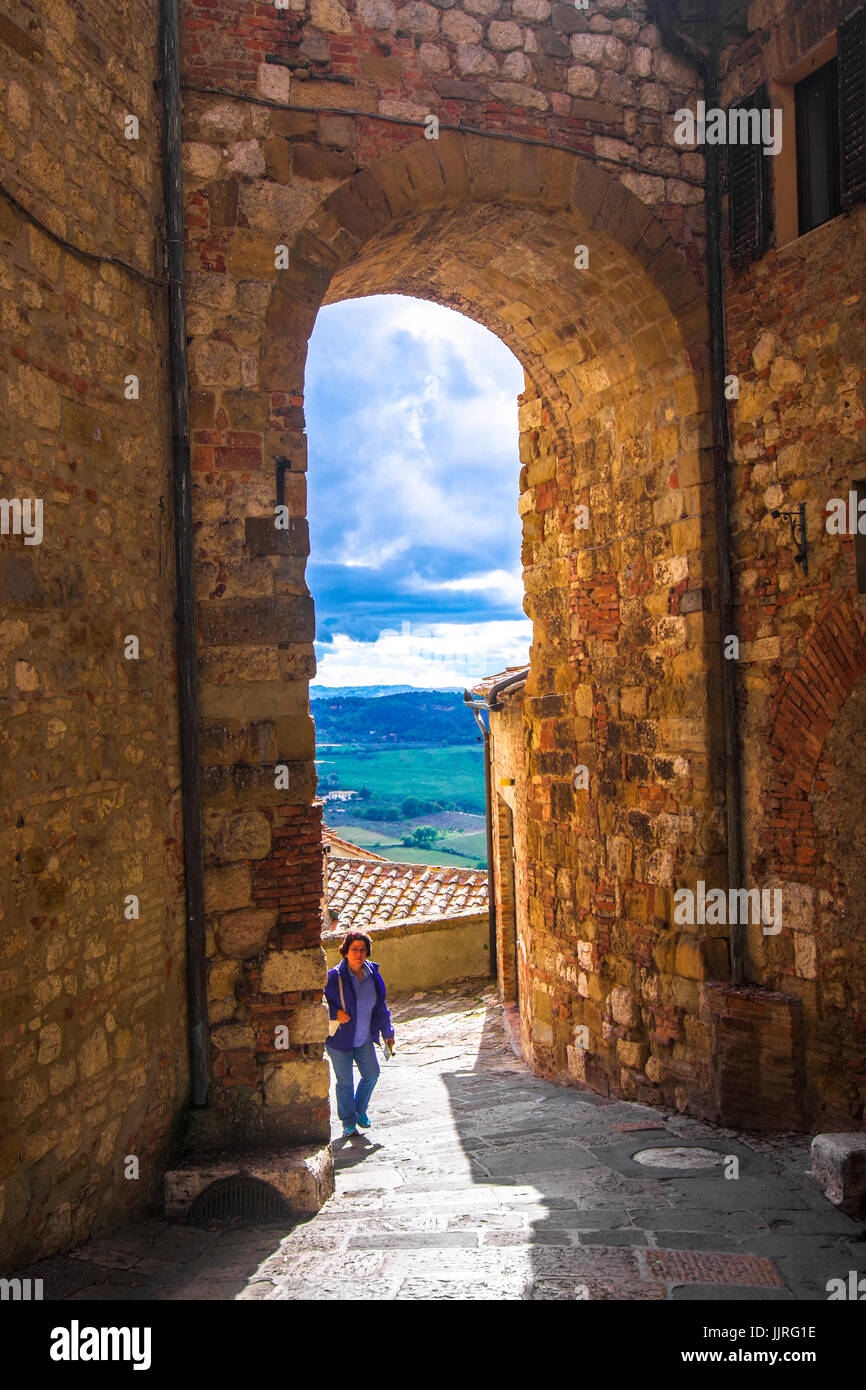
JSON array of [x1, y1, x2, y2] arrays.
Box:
[[310, 685, 462, 700], [312, 689, 476, 746]]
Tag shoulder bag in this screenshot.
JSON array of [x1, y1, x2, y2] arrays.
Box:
[[328, 969, 348, 1038]]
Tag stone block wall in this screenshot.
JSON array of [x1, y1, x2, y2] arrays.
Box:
[[177, 0, 721, 1135], [718, 0, 866, 1128], [0, 0, 188, 1269], [8, 0, 865, 1273], [480, 0, 866, 1132], [515, 346, 726, 1114]]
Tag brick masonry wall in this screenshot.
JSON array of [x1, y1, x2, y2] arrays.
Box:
[[0, 1, 188, 1269], [719, 0, 866, 1128], [177, 0, 728, 1137], [6, 0, 864, 1278]]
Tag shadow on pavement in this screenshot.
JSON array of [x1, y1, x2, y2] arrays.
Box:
[[438, 997, 866, 1301]]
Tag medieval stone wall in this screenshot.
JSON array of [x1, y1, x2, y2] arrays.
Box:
[[488, 0, 866, 1131], [0, 0, 188, 1270], [719, 0, 866, 1127], [5, 0, 865, 1275], [177, 0, 724, 1138]]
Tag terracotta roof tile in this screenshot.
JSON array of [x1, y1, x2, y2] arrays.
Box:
[[469, 664, 529, 699], [326, 858, 488, 930]]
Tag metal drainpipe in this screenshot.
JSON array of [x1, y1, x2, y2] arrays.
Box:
[[647, 2, 746, 985], [160, 0, 209, 1104], [464, 669, 531, 984], [465, 695, 497, 980]]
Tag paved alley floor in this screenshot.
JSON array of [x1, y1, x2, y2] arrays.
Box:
[[15, 979, 866, 1300]]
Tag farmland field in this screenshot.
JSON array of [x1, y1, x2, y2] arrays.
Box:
[[315, 743, 486, 814], [332, 822, 489, 869], [366, 845, 485, 869]]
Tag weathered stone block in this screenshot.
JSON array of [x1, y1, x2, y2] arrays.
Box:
[[261, 948, 327, 994], [164, 1143, 334, 1217], [216, 908, 278, 957], [311, 0, 352, 32], [674, 937, 705, 981], [203, 761, 318, 808], [262, 1058, 330, 1106], [358, 0, 397, 30], [299, 29, 331, 64], [811, 1134, 866, 1216], [617, 1039, 649, 1069], [244, 515, 310, 558], [276, 715, 316, 760], [211, 1024, 256, 1050], [272, 109, 318, 141], [208, 957, 241, 998], [293, 144, 356, 182], [397, 2, 439, 37], [198, 597, 315, 646], [207, 179, 239, 228], [78, 1028, 109, 1080], [291, 1001, 330, 1043], [608, 986, 638, 1027], [215, 811, 272, 862], [442, 9, 482, 41]]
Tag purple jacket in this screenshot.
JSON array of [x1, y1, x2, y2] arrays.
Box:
[[325, 957, 394, 1051]]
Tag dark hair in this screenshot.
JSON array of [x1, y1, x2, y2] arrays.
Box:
[[339, 930, 372, 958]]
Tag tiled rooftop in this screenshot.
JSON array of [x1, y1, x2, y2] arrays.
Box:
[[470, 665, 529, 700], [326, 858, 489, 931]]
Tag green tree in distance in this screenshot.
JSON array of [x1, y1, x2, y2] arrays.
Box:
[[401, 826, 443, 847]]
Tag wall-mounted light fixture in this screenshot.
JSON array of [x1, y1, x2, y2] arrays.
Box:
[[770, 501, 808, 575]]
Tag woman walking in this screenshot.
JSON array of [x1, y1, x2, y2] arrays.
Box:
[[324, 930, 395, 1138]]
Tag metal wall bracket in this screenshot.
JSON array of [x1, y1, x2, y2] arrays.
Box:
[[275, 455, 292, 508], [771, 502, 808, 575]]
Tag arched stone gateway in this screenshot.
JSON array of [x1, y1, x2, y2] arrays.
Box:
[[181, 0, 723, 1148], [8, 0, 866, 1271]]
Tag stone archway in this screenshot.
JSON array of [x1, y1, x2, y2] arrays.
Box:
[[184, 121, 721, 1147]]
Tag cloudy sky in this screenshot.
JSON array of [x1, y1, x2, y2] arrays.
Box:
[[305, 294, 532, 689]]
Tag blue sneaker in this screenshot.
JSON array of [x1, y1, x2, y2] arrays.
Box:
[[342, 1123, 357, 1137], [356, 1113, 371, 1128]]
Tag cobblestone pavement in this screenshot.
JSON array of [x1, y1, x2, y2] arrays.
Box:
[[15, 980, 866, 1301]]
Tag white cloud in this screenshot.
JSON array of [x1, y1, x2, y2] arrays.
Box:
[[408, 568, 526, 609], [306, 295, 525, 572], [339, 534, 412, 569], [314, 619, 532, 689]]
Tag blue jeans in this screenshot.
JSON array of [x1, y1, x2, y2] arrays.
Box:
[[325, 1039, 380, 1127]]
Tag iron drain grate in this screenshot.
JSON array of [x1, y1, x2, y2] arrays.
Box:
[[187, 1175, 292, 1226]]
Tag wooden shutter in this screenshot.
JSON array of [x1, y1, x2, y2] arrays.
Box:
[[839, 6, 866, 210], [727, 85, 771, 266]]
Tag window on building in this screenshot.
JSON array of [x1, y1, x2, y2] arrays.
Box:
[[727, 84, 771, 267], [795, 61, 841, 235], [736, 6, 866, 258], [838, 7, 866, 210]]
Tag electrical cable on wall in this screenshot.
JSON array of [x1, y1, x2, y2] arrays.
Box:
[[179, 81, 707, 190], [0, 182, 162, 289], [0, 76, 706, 290]]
